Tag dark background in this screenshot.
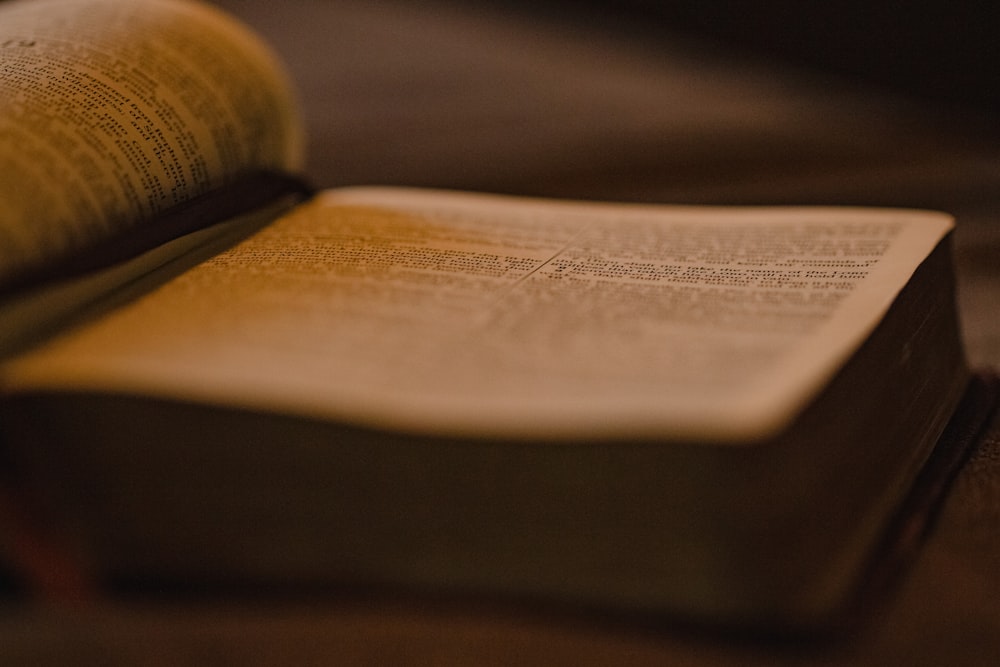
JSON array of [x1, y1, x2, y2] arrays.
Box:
[[554, 1, 1000, 111]]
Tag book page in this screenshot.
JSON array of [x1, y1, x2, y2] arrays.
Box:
[[0, 0, 303, 290], [1, 188, 953, 442]]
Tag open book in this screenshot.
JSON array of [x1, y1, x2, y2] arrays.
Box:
[[0, 0, 978, 629]]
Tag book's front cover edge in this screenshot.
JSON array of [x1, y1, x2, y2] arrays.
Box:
[[830, 370, 1000, 636]]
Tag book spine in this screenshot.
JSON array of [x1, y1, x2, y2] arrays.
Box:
[[0, 171, 313, 298]]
